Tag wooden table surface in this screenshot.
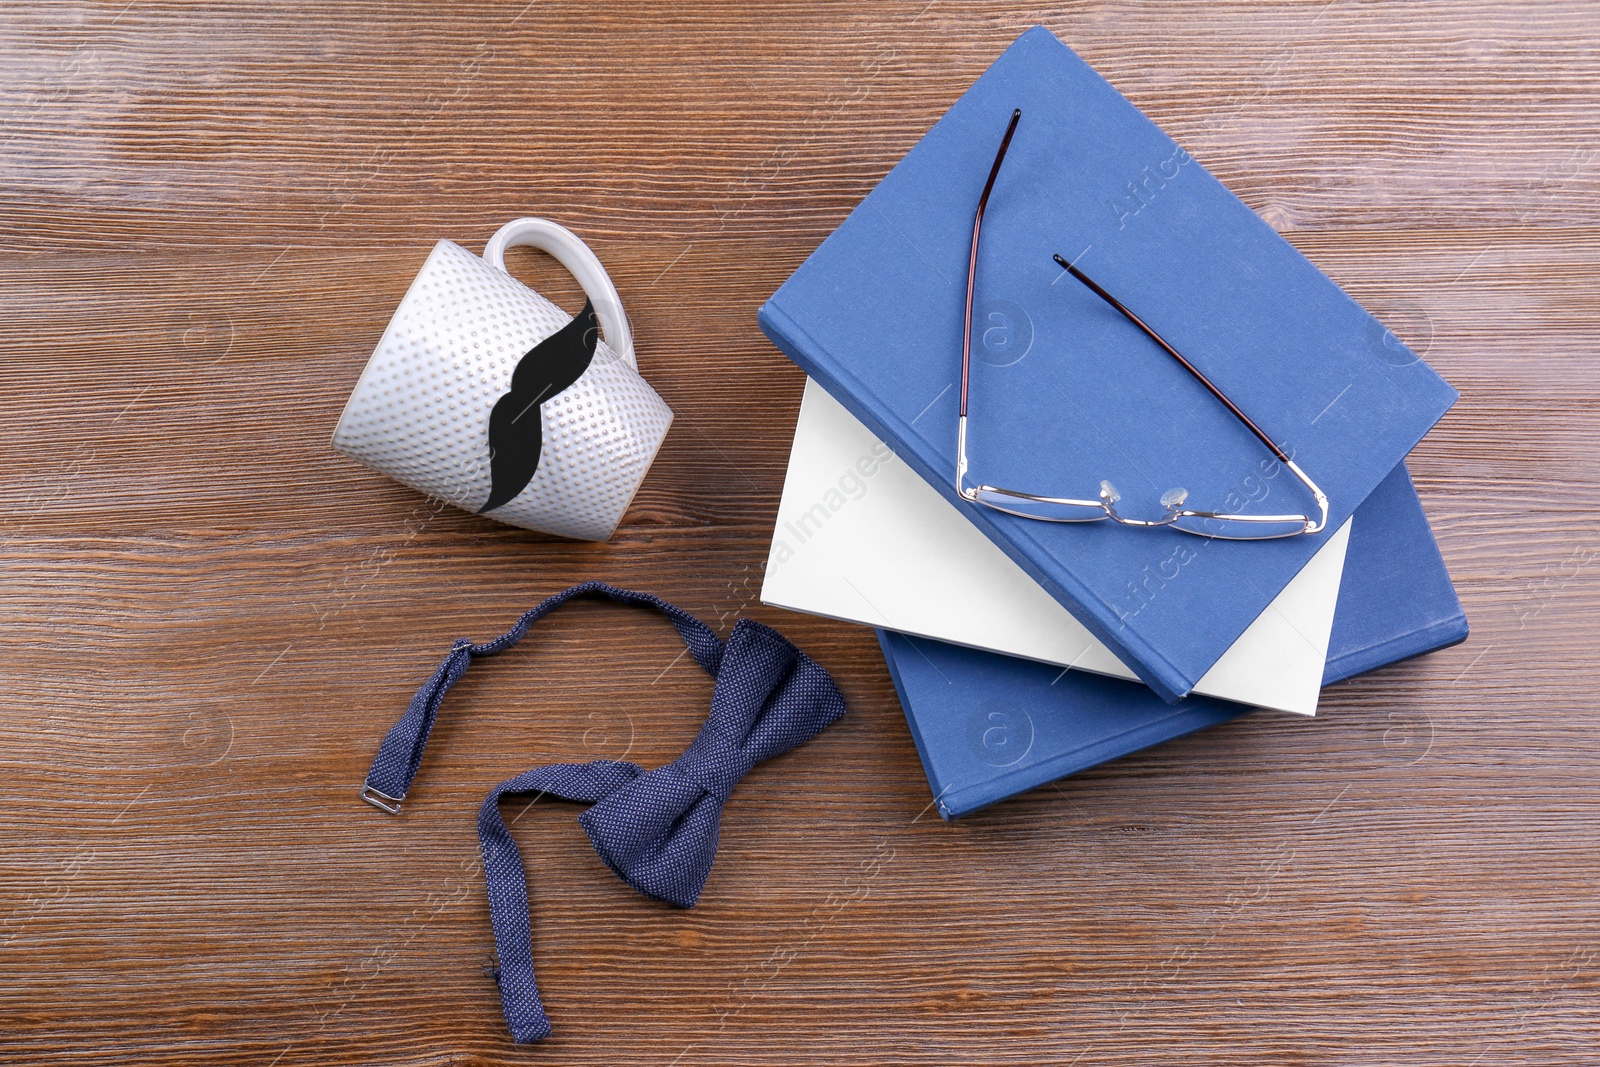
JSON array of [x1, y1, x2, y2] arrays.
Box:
[[3, 2, 1597, 1063]]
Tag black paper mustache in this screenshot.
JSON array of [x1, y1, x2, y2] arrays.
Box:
[[480, 298, 600, 514]]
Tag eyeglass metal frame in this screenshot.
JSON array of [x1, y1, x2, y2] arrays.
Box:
[[955, 108, 1330, 540]]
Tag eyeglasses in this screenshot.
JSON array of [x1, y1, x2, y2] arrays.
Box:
[[955, 108, 1330, 540]]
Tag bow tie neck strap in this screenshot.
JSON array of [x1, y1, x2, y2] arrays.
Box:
[[360, 581, 722, 813], [476, 759, 646, 1044]]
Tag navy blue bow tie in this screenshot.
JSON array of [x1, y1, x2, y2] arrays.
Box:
[[360, 581, 848, 1043]]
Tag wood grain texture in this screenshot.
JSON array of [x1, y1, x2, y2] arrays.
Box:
[[1, 1, 1598, 1063]]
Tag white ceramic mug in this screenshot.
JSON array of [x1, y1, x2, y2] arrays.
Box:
[[332, 218, 673, 540]]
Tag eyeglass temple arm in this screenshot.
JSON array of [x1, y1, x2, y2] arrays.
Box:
[[1051, 252, 1290, 466], [960, 108, 1022, 421]]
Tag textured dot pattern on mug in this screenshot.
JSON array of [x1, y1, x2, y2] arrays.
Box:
[[335, 240, 673, 540]]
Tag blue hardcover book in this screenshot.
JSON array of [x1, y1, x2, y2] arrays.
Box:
[[761, 26, 1458, 702], [879, 464, 1467, 818], [1321, 467, 1471, 684]]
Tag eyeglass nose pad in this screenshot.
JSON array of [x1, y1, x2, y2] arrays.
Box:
[[1099, 480, 1121, 504], [1160, 487, 1189, 512]]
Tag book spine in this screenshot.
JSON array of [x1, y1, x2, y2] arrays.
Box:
[[761, 299, 1193, 703], [873, 630, 958, 820], [1323, 615, 1469, 686]]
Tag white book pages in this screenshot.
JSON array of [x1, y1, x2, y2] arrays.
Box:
[[762, 379, 1350, 716]]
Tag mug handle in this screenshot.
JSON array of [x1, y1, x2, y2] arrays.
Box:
[[482, 218, 636, 370]]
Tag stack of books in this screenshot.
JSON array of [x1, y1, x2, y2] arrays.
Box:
[[757, 27, 1467, 818]]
